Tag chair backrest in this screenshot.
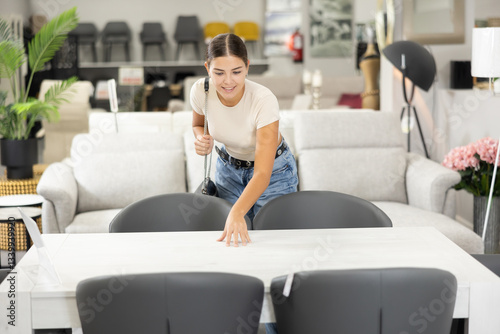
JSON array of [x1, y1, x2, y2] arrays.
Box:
[[140, 22, 166, 41], [294, 110, 408, 203], [472, 254, 500, 277], [253, 190, 392, 230], [234, 21, 259, 41], [102, 21, 131, 39], [271, 268, 457, 334], [70, 22, 98, 38], [174, 16, 202, 42], [76, 272, 264, 334], [204, 22, 230, 39], [109, 193, 249, 232]]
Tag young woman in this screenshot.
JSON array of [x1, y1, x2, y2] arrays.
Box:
[[191, 33, 298, 248]]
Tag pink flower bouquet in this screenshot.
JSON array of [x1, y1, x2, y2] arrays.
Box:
[[442, 137, 499, 196]]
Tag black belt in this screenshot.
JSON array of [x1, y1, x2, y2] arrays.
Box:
[[215, 141, 288, 169]]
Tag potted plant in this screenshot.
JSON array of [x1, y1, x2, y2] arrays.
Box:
[[442, 137, 499, 253], [0, 7, 79, 179]]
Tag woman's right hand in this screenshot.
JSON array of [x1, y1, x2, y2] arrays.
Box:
[[194, 134, 214, 156]]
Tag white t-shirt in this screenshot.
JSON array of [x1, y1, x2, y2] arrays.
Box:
[[191, 78, 280, 161]]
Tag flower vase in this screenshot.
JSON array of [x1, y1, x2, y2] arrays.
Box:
[[473, 196, 500, 254]]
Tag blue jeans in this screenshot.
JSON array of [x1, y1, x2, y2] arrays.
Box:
[[265, 323, 278, 334], [214, 141, 298, 223]]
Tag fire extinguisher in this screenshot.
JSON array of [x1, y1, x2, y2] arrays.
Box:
[[290, 28, 303, 63]]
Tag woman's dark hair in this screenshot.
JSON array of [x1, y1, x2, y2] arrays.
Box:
[[206, 33, 248, 67]]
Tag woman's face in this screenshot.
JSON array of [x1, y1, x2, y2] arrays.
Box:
[[205, 55, 249, 107]]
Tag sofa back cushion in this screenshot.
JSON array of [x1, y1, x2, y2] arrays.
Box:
[[71, 133, 186, 213], [88, 112, 173, 133], [295, 111, 408, 203]]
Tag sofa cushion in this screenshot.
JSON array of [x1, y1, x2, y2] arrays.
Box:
[[298, 147, 408, 203], [294, 110, 404, 152], [72, 133, 186, 213], [67, 209, 122, 233], [88, 112, 173, 133], [373, 201, 484, 254]]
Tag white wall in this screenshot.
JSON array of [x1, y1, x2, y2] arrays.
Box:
[[0, 0, 30, 18], [28, 0, 264, 62]]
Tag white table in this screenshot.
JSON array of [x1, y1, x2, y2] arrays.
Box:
[[1, 227, 499, 333]]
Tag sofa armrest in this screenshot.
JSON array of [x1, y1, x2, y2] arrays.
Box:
[[37, 162, 78, 233], [406, 153, 460, 214]]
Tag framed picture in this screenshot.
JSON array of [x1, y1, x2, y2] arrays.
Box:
[[403, 0, 465, 44], [264, 11, 302, 57], [309, 0, 353, 58]]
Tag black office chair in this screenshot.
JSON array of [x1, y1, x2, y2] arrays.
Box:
[[109, 193, 251, 232], [173, 15, 202, 60], [70, 22, 98, 62], [101, 21, 131, 62], [271, 268, 457, 334], [471, 254, 500, 276], [253, 190, 392, 230], [0, 269, 10, 284], [76, 272, 264, 334], [140, 22, 167, 61]]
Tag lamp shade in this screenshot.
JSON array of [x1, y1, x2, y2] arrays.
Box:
[[471, 28, 500, 78], [382, 41, 436, 91]]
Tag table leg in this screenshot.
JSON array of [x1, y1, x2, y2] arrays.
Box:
[[468, 282, 500, 333]]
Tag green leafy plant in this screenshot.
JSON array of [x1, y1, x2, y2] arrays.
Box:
[[0, 7, 79, 140]]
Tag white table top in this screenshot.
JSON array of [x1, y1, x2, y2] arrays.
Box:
[[1, 226, 500, 333], [0, 194, 44, 207]]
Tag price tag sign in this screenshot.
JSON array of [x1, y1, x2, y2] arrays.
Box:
[[118, 67, 144, 86]]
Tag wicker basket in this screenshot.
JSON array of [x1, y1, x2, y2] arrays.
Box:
[[0, 164, 48, 196], [0, 165, 47, 251], [0, 207, 42, 251]]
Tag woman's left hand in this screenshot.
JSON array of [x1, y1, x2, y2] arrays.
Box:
[[217, 211, 251, 247]]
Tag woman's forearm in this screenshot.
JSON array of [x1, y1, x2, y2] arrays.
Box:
[[193, 125, 205, 138], [231, 171, 271, 216]]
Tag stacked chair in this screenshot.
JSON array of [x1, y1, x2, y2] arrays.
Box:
[[204, 21, 230, 44], [101, 21, 132, 62], [233, 21, 260, 57], [140, 22, 167, 61], [70, 22, 99, 62], [173, 15, 202, 60]]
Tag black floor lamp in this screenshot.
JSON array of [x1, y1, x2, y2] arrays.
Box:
[[382, 41, 436, 158]]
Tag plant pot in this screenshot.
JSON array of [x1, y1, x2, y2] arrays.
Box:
[[473, 196, 500, 254], [0, 138, 38, 179]]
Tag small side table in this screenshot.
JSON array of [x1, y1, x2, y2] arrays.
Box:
[[0, 194, 44, 208], [0, 207, 42, 269]]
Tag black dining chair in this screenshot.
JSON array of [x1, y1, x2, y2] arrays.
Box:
[[451, 254, 500, 334], [173, 15, 202, 60], [69, 22, 99, 62], [253, 190, 392, 230], [101, 21, 131, 62], [271, 268, 457, 334], [109, 193, 251, 232], [76, 272, 264, 334], [471, 254, 500, 276], [140, 22, 167, 61]]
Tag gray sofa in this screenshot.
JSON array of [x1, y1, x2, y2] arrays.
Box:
[[37, 110, 483, 253]]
